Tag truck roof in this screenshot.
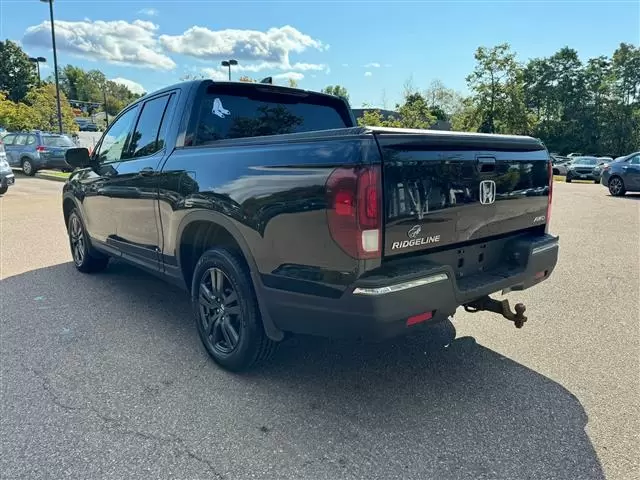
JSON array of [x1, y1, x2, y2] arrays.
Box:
[[140, 79, 344, 103]]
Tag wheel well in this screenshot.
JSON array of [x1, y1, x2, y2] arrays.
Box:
[[63, 198, 75, 227], [179, 221, 247, 290]]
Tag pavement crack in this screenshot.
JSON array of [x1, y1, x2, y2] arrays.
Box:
[[31, 368, 225, 479]]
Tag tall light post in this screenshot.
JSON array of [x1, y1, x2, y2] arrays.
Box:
[[39, 0, 63, 134], [28, 56, 47, 84], [103, 81, 109, 128], [221, 59, 238, 81]]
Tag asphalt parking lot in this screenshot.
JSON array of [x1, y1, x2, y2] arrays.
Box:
[[1, 176, 638, 480]]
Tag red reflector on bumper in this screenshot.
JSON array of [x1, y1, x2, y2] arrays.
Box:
[[535, 271, 546, 280], [406, 311, 433, 326]]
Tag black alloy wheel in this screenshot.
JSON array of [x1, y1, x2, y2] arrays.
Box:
[[191, 247, 278, 371], [69, 213, 86, 267], [198, 267, 242, 355], [67, 210, 109, 273]]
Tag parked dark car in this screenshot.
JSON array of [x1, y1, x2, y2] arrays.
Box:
[[0, 138, 15, 194], [3, 131, 75, 176], [565, 156, 601, 183], [600, 151, 640, 196], [62, 79, 559, 371], [81, 123, 99, 132]]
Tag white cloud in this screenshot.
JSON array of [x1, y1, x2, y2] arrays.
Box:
[[364, 71, 372, 77], [273, 71, 304, 81], [111, 77, 146, 95], [364, 62, 381, 68], [138, 8, 158, 16], [159, 25, 326, 70], [23, 19, 175, 70], [202, 68, 229, 81]]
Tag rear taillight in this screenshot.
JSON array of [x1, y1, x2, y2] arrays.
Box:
[[36, 146, 47, 152], [546, 158, 553, 233], [326, 165, 382, 259]]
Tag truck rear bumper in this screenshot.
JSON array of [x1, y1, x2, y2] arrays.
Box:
[[259, 234, 559, 339]]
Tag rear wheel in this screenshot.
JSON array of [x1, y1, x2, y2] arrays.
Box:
[[608, 176, 626, 196], [21, 158, 35, 176], [67, 210, 109, 273], [192, 247, 278, 371], [0, 184, 8, 195]]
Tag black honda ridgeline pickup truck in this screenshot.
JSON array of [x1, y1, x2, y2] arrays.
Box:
[[63, 80, 559, 371]]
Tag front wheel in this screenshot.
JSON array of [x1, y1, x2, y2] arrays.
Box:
[[608, 176, 626, 196], [21, 159, 35, 176], [192, 248, 278, 371], [0, 184, 7, 195], [67, 210, 109, 273], [565, 175, 572, 183]]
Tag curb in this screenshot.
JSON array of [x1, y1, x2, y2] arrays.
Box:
[[35, 172, 69, 183]]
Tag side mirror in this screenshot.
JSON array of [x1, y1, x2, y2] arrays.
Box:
[[65, 147, 92, 168]]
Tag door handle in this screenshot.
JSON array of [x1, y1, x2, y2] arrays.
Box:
[[139, 167, 155, 176]]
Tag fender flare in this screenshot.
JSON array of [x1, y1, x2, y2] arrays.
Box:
[[175, 210, 285, 341]]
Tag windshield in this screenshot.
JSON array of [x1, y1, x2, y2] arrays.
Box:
[[43, 135, 74, 147], [572, 157, 598, 165]]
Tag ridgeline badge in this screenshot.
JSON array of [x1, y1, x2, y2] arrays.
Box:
[[391, 224, 441, 250]]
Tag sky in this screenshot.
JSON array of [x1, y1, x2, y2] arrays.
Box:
[[1, 0, 638, 108]]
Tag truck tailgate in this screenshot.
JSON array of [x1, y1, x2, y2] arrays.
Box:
[[372, 128, 550, 258]]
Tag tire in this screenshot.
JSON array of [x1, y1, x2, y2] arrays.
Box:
[[565, 176, 572, 183], [191, 247, 278, 371], [552, 168, 559, 176], [594, 179, 599, 184], [608, 176, 626, 196], [0, 184, 7, 195], [21, 158, 36, 176], [67, 209, 109, 273]]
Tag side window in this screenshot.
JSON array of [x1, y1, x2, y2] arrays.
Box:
[[26, 135, 36, 145], [3, 134, 15, 145], [14, 134, 27, 146], [95, 106, 139, 164], [128, 94, 173, 159], [629, 155, 640, 165]]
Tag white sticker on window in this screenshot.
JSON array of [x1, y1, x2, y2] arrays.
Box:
[[212, 98, 230, 118]]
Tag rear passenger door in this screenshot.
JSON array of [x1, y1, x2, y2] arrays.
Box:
[[109, 92, 176, 270], [624, 155, 640, 189]]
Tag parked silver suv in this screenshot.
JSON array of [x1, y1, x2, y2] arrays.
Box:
[[3, 131, 75, 176]]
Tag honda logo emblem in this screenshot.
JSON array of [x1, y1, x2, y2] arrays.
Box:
[[479, 180, 496, 205]]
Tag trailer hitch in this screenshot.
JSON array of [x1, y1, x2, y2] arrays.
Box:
[[464, 296, 528, 328]]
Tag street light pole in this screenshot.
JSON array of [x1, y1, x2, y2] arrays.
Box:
[[103, 83, 109, 128], [221, 59, 238, 81], [29, 56, 47, 84], [40, 0, 63, 134]]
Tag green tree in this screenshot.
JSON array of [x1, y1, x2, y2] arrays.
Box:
[[0, 40, 37, 102], [0, 92, 37, 131], [321, 85, 350, 103], [357, 93, 436, 129], [24, 83, 78, 132], [424, 79, 463, 120], [288, 78, 299, 88], [466, 43, 530, 134]]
